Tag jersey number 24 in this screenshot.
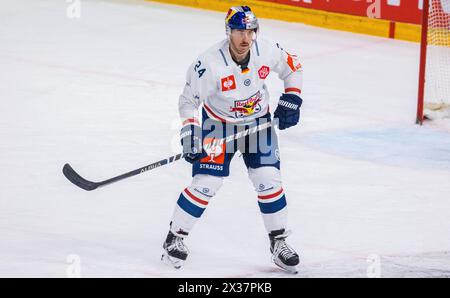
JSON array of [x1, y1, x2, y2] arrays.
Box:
[[194, 60, 206, 78]]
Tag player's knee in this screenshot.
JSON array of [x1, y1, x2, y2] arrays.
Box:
[[188, 174, 224, 198], [248, 167, 282, 194], [249, 167, 287, 216]]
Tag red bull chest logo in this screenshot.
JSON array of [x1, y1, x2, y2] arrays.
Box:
[[230, 91, 262, 118]]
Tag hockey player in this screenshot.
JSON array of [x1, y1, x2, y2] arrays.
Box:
[[161, 6, 303, 274]]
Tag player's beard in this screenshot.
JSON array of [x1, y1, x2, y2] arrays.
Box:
[[230, 40, 252, 57], [238, 42, 251, 53]]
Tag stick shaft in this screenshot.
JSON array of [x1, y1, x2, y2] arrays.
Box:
[[64, 122, 272, 190]]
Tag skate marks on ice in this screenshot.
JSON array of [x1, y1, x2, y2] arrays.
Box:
[[379, 251, 450, 278], [283, 251, 450, 278], [302, 126, 450, 171], [137, 251, 450, 278]]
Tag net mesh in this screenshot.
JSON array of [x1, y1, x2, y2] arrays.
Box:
[[424, 0, 450, 111]]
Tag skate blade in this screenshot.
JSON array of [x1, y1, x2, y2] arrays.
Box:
[[161, 252, 185, 269], [273, 258, 298, 274]]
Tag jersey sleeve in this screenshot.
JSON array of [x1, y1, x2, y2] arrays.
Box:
[[178, 57, 212, 125], [270, 42, 304, 96]]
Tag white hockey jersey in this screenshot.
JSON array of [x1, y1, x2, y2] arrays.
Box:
[[179, 38, 303, 125]]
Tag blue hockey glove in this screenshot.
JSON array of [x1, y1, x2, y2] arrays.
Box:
[[180, 124, 203, 164], [274, 93, 303, 130]]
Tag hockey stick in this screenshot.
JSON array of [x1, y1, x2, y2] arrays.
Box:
[[62, 154, 185, 191], [63, 121, 272, 191]]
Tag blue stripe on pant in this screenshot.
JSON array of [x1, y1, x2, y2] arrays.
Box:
[[258, 195, 287, 214], [177, 193, 205, 218]]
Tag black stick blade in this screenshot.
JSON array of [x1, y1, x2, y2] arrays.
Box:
[[63, 163, 99, 191]]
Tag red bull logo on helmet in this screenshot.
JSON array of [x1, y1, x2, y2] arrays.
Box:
[[225, 6, 259, 34]]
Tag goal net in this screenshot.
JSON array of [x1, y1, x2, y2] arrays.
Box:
[[417, 0, 450, 124]]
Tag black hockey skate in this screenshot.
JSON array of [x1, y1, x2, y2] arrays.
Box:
[[161, 230, 189, 269], [269, 229, 299, 274]]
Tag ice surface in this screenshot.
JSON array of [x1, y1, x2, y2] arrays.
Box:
[[0, 0, 449, 277]]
